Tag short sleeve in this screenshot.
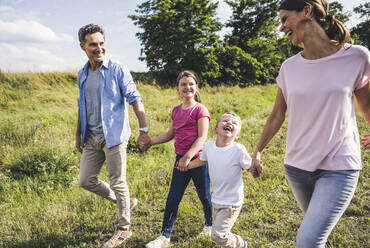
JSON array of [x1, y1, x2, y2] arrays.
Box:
[[354, 46, 370, 90], [239, 144, 252, 170], [196, 104, 211, 121], [276, 62, 288, 101], [200, 141, 210, 161]]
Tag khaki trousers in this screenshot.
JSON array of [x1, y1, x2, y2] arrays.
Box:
[[79, 133, 130, 230], [211, 203, 244, 248]]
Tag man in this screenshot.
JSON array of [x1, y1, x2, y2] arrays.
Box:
[[76, 24, 150, 248]]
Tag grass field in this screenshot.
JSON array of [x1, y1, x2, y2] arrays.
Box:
[[0, 71, 368, 248]]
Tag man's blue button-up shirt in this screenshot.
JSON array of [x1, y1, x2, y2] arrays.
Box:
[[77, 58, 141, 148]]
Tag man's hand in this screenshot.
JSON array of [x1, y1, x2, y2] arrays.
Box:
[[76, 135, 83, 153], [137, 132, 151, 151]]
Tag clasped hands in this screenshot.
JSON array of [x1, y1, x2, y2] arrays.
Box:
[[137, 132, 151, 151]]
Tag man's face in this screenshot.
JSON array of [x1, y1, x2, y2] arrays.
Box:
[[80, 32, 106, 65]]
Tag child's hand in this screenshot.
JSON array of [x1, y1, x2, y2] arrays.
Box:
[[361, 134, 370, 149], [177, 156, 191, 172], [249, 157, 263, 178]]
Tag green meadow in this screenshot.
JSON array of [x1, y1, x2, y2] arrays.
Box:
[[0, 72, 368, 248]]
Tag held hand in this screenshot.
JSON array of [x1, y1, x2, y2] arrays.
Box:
[[249, 156, 263, 178], [177, 156, 191, 172], [137, 132, 151, 151], [75, 136, 83, 153], [361, 134, 370, 149]]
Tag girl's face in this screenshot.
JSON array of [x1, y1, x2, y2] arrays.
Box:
[[279, 9, 308, 46], [177, 76, 198, 100]]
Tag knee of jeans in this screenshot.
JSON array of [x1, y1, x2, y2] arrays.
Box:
[[296, 229, 323, 248]]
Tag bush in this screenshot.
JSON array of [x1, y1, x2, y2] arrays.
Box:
[[215, 45, 265, 86], [130, 46, 267, 87], [127, 136, 142, 154]]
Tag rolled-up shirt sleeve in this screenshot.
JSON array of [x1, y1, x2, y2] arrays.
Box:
[[119, 64, 142, 105]]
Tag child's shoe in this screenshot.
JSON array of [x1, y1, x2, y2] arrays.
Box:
[[145, 235, 170, 248], [197, 225, 212, 238], [103, 229, 132, 248]]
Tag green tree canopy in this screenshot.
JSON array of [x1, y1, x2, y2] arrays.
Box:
[[225, 0, 280, 52], [225, 0, 286, 81], [328, 1, 350, 24], [351, 2, 370, 47], [129, 0, 222, 84]]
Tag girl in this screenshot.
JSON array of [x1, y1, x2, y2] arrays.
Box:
[[250, 0, 370, 247], [146, 71, 213, 248]]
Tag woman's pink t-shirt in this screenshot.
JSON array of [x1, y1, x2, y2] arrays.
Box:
[[276, 45, 370, 171], [171, 102, 210, 157]]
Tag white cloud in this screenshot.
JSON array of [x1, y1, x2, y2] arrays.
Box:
[[0, 5, 13, 12], [0, 19, 74, 43], [0, 43, 68, 72]]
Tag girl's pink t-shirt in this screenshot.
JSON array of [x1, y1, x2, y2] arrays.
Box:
[[171, 102, 210, 157], [276, 45, 370, 171]]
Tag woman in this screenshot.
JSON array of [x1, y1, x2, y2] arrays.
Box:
[[250, 0, 370, 247]]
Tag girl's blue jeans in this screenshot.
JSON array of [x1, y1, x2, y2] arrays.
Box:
[[284, 164, 359, 248], [161, 154, 213, 238]]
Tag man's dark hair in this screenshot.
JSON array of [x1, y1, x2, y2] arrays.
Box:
[[78, 24, 105, 44]]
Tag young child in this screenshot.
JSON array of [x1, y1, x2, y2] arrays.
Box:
[[145, 71, 213, 248], [183, 112, 251, 248]]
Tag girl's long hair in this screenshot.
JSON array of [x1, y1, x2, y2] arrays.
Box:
[[279, 0, 351, 47], [176, 70, 201, 103]]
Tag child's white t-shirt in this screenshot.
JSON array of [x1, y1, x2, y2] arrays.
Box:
[[200, 141, 252, 206], [276, 44, 370, 172]]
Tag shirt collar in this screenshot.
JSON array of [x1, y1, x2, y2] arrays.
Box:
[[82, 56, 109, 75]]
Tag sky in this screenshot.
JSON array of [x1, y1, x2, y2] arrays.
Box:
[[0, 0, 367, 73]]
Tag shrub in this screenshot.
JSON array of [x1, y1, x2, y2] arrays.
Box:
[[127, 136, 142, 154], [215, 45, 266, 86]]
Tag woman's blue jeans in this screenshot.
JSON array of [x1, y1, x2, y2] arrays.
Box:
[[161, 154, 213, 238], [284, 164, 359, 248]]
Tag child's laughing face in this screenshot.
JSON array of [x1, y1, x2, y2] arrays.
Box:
[[215, 114, 241, 140]]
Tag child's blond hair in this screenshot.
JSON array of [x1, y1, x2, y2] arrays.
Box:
[[216, 112, 242, 128]]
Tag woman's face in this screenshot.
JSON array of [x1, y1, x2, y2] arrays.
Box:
[[279, 9, 308, 46]]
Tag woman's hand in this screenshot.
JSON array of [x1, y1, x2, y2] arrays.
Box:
[[361, 134, 370, 149], [249, 152, 263, 178]]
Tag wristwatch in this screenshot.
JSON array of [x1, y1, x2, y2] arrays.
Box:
[[139, 127, 149, 133]]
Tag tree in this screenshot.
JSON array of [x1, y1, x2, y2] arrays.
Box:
[[225, 0, 280, 52], [351, 2, 370, 47], [328, 1, 350, 24], [129, 0, 222, 84], [225, 0, 285, 81]]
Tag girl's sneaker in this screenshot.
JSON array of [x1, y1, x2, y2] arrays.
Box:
[[145, 235, 170, 248], [197, 225, 212, 238]]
